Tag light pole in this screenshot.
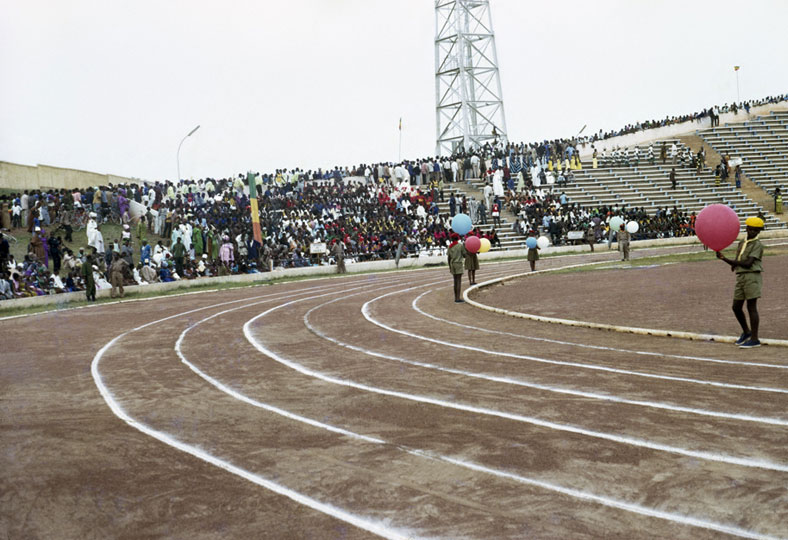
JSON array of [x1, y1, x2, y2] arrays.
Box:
[[176, 124, 200, 181]]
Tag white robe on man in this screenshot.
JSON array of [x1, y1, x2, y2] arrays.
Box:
[[86, 218, 105, 253], [492, 169, 504, 197]]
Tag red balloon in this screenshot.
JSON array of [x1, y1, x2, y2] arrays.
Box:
[[465, 235, 481, 254], [695, 204, 740, 251]]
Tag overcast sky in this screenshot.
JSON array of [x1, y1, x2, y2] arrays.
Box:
[[2, 0, 787, 182]]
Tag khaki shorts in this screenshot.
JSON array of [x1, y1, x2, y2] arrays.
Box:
[[734, 272, 762, 300]]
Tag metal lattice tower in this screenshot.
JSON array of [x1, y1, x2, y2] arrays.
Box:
[[435, 0, 508, 156]]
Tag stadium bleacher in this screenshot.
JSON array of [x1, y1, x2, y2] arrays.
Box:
[[697, 110, 788, 198], [557, 139, 784, 230]]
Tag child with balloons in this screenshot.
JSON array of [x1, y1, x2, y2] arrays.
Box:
[[464, 236, 480, 285], [525, 236, 549, 271], [448, 214, 473, 302], [526, 237, 540, 271]]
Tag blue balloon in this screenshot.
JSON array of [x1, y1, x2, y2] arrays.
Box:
[[451, 213, 472, 235], [526, 237, 537, 249]]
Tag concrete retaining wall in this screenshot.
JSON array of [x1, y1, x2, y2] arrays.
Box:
[[0, 161, 139, 191], [5, 230, 787, 311]]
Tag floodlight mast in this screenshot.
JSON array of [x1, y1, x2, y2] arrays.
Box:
[[435, 0, 508, 156]]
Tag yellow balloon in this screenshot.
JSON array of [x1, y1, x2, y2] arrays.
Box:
[[479, 238, 491, 253]]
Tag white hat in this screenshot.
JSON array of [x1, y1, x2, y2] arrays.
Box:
[[89, 212, 97, 218]]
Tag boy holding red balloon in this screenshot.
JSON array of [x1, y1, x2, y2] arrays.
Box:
[[465, 242, 479, 285], [715, 217, 764, 348]]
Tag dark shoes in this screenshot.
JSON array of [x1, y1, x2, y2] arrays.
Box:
[[738, 338, 761, 349], [734, 332, 751, 346], [454, 299, 464, 303]]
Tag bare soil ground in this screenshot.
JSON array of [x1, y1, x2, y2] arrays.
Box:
[[2, 246, 786, 540], [475, 254, 788, 340]]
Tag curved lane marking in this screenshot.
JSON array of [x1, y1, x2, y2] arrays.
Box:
[[91, 278, 424, 540], [362, 283, 788, 394], [414, 289, 787, 370], [462, 246, 788, 348], [304, 295, 788, 426], [89, 272, 786, 539], [245, 293, 788, 473], [177, 290, 785, 540]]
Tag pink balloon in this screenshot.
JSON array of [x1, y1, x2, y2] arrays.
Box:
[[695, 204, 740, 251], [465, 235, 481, 254]]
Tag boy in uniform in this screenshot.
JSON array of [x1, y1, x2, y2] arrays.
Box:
[[715, 217, 764, 348], [447, 233, 467, 303]]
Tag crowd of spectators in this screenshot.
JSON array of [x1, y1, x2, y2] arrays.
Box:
[[2, 93, 786, 302], [582, 94, 788, 144]]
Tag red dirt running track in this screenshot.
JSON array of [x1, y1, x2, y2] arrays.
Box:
[[2, 246, 787, 539]]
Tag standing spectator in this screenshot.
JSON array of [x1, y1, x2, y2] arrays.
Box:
[[618, 224, 631, 261], [140, 240, 151, 265], [219, 236, 234, 268], [332, 240, 346, 274], [670, 168, 677, 189], [0, 233, 9, 269], [109, 253, 129, 298], [48, 233, 62, 275], [491, 201, 501, 227], [11, 199, 22, 229], [470, 153, 481, 179], [585, 226, 595, 252], [172, 237, 186, 277], [82, 251, 96, 302], [483, 182, 493, 211], [20, 191, 29, 230]]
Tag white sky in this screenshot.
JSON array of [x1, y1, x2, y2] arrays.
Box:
[[2, 0, 787, 182]]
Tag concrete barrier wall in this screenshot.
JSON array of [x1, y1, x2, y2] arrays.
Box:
[[5, 229, 787, 311], [0, 161, 137, 191], [0, 161, 41, 191], [576, 103, 788, 157]]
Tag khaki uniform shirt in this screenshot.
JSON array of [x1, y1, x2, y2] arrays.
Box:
[[734, 238, 763, 273]]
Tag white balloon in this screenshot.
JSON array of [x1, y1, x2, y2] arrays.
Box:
[[626, 221, 639, 234], [537, 236, 550, 249]]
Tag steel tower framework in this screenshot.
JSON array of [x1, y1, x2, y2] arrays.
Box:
[[435, 0, 508, 155]]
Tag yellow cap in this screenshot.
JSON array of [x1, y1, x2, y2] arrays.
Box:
[[745, 217, 764, 228]]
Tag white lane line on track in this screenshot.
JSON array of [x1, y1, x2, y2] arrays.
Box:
[[174, 281, 410, 444], [362, 283, 788, 395], [304, 296, 788, 426], [245, 294, 788, 473], [91, 276, 425, 540], [414, 289, 787, 370], [175, 289, 785, 540], [463, 245, 788, 348]]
